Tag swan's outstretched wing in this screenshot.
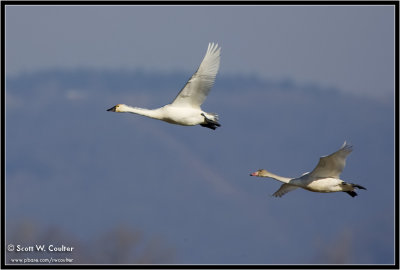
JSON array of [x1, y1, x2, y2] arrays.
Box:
[[273, 184, 299, 197], [309, 142, 353, 179], [171, 43, 221, 108]]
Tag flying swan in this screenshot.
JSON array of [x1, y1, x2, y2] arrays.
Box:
[[250, 142, 366, 197], [107, 43, 221, 130]]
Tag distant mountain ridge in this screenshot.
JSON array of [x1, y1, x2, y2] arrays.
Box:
[[7, 68, 344, 97]]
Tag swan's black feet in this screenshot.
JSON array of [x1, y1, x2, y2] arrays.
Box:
[[345, 191, 358, 197], [201, 113, 221, 130], [352, 184, 367, 190], [343, 182, 366, 197]]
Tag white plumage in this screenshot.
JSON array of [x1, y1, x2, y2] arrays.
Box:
[[107, 43, 221, 130], [171, 43, 220, 109], [250, 142, 366, 197]]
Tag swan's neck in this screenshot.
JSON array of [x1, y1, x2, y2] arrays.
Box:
[[264, 171, 293, 184], [122, 105, 163, 120]]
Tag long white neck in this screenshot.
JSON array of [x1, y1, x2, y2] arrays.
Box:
[[263, 171, 293, 184], [120, 105, 163, 120]]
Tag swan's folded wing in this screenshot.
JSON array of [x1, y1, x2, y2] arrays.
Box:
[[171, 43, 221, 108], [272, 184, 299, 197], [309, 141, 353, 179]]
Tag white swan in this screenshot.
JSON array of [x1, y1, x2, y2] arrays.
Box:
[[250, 142, 366, 197], [107, 43, 221, 130]]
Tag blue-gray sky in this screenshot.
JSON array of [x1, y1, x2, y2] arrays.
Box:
[[5, 3, 396, 266], [6, 5, 394, 99]]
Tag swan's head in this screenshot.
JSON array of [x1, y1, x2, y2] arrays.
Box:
[[107, 104, 126, 112], [250, 169, 269, 177]]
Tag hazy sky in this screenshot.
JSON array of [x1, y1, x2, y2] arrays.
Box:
[[5, 4, 395, 99]]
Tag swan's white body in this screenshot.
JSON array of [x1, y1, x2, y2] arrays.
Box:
[[250, 142, 366, 197], [107, 43, 221, 130]]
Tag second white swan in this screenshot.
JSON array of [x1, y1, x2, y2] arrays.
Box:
[[250, 142, 366, 197], [107, 43, 221, 130]]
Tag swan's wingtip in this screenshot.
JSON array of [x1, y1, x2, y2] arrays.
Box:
[[341, 141, 353, 151], [208, 42, 220, 51]]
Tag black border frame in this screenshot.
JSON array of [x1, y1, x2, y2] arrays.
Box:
[[1, 1, 398, 269]]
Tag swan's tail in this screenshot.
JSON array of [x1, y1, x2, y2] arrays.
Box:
[[201, 113, 220, 130], [207, 112, 219, 122]]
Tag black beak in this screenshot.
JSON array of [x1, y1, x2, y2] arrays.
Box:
[[107, 106, 116, 112]]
